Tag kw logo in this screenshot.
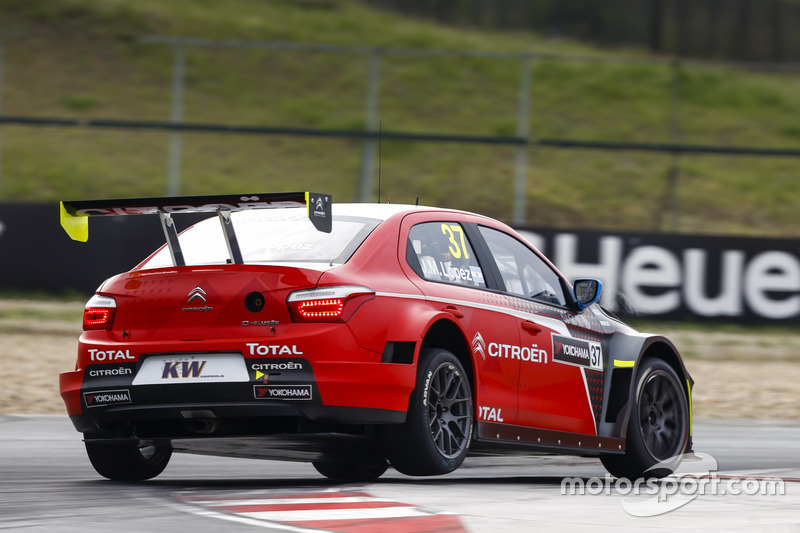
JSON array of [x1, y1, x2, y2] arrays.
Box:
[[472, 331, 486, 360], [187, 287, 207, 304], [161, 360, 207, 379]]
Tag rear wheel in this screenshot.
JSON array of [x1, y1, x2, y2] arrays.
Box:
[[312, 457, 389, 482], [85, 439, 172, 481], [601, 358, 689, 479], [384, 348, 473, 476]]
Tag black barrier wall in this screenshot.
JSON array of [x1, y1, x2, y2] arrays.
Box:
[[0, 204, 204, 294], [2, 204, 799, 323]]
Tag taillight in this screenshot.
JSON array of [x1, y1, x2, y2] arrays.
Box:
[[83, 294, 117, 330], [287, 286, 375, 323]]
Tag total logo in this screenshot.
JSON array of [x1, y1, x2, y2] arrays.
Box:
[[88, 349, 135, 362], [471, 331, 548, 364], [246, 343, 304, 356], [478, 406, 504, 422]]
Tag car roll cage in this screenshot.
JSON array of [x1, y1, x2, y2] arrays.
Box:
[[60, 191, 332, 267]]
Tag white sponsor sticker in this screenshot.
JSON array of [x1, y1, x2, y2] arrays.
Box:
[[132, 353, 249, 385], [552, 334, 603, 370]]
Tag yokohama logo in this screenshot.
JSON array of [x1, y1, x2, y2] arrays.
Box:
[[83, 389, 132, 407], [254, 385, 312, 400], [552, 334, 603, 370]]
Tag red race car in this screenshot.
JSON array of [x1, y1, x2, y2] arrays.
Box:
[[59, 192, 693, 482]]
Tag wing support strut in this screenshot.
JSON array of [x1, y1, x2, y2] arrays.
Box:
[[158, 209, 185, 267], [217, 208, 244, 265]]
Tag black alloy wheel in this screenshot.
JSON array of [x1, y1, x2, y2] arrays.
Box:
[[600, 358, 689, 480], [427, 358, 472, 459], [384, 348, 473, 476], [637, 367, 686, 462]]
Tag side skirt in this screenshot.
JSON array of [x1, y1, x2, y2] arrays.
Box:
[[472, 421, 626, 457]]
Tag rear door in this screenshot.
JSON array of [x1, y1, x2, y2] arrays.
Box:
[[401, 214, 521, 426]]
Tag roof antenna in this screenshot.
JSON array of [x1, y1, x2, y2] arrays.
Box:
[[415, 196, 419, 206], [377, 121, 382, 203]]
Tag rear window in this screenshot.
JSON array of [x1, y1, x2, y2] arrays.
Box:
[[140, 208, 380, 269]]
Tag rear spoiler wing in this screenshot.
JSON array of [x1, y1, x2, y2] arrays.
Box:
[[60, 191, 332, 267]]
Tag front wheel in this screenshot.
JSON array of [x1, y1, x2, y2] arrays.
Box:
[[601, 358, 689, 479], [384, 348, 473, 476], [85, 439, 172, 481]]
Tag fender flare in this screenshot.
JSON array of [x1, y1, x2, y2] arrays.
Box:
[[598, 333, 693, 442]]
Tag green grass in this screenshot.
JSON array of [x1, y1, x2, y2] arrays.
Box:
[[0, 307, 82, 322], [0, 292, 84, 332], [2, 0, 800, 235], [0, 289, 87, 301]]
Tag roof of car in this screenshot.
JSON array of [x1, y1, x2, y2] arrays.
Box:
[[331, 203, 488, 222]]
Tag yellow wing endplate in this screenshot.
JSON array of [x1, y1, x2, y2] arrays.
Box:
[[60, 202, 89, 242]]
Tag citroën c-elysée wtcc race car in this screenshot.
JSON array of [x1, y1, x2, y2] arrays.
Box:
[[58, 192, 693, 481]]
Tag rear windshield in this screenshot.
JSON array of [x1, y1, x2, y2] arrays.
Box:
[[140, 208, 380, 269]]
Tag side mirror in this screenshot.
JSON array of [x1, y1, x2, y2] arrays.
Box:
[[573, 278, 603, 311]]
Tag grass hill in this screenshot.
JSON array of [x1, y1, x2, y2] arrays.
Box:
[[1, 0, 800, 236]]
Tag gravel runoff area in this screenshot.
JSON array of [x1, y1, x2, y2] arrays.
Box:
[[0, 300, 798, 419]]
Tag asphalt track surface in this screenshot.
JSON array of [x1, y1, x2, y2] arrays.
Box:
[[1, 415, 798, 532]]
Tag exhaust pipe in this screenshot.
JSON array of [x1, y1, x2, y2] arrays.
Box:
[[181, 411, 219, 434], [185, 418, 218, 434]]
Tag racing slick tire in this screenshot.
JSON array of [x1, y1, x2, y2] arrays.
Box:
[[383, 348, 473, 476], [601, 358, 689, 480], [85, 439, 172, 481], [312, 457, 389, 481]]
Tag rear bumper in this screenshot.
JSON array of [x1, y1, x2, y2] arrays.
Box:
[[67, 401, 406, 435], [60, 357, 415, 434]]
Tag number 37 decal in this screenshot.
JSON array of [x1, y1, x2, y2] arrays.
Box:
[[441, 223, 469, 260]]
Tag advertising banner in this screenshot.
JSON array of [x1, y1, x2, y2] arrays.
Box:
[[2, 204, 799, 322], [518, 228, 800, 322]]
